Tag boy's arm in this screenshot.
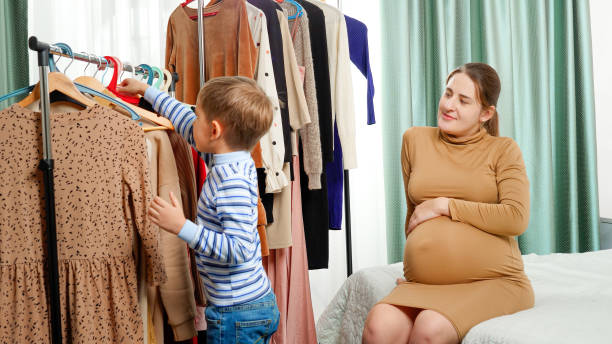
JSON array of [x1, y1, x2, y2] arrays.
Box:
[[143, 87, 212, 165], [143, 87, 195, 145], [178, 178, 259, 265]]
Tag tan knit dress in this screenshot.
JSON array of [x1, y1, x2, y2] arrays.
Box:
[[380, 126, 534, 339]]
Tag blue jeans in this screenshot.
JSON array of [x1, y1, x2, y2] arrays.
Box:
[[205, 292, 280, 344]]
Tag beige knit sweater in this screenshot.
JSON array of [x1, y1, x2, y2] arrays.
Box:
[[278, 3, 323, 190]]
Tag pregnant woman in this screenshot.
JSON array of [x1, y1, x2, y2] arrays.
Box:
[[362, 63, 534, 344]]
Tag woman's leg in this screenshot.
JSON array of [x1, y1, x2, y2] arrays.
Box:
[[362, 304, 420, 344], [409, 310, 459, 344]]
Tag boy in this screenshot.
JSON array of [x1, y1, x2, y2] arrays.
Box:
[[118, 76, 280, 344]]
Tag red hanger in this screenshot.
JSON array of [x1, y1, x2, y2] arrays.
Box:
[[103, 56, 122, 92], [181, 0, 194, 7], [183, 0, 219, 18], [104, 56, 141, 104], [189, 12, 218, 19]]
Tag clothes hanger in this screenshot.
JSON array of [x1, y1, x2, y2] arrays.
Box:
[[17, 72, 98, 109], [75, 56, 172, 130], [137, 63, 155, 85], [151, 66, 164, 89], [276, 0, 304, 19], [100, 58, 110, 85], [181, 0, 195, 7], [119, 61, 135, 83], [74, 75, 173, 131], [104, 56, 139, 101], [93, 56, 105, 80], [45, 43, 89, 109], [0, 50, 140, 121], [18, 42, 97, 109], [184, 0, 219, 19], [58, 51, 140, 120], [161, 69, 173, 92]]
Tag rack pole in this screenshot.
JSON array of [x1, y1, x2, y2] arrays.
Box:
[[197, 0, 205, 87], [29, 36, 63, 344], [336, 0, 352, 278], [47, 46, 161, 79]]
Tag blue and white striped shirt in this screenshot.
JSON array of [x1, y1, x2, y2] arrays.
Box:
[[144, 87, 271, 306]]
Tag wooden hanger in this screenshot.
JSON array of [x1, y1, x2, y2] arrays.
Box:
[[74, 75, 174, 132], [18, 72, 98, 109]]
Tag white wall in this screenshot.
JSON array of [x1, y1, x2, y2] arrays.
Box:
[[307, 0, 387, 322], [590, 0, 612, 219]]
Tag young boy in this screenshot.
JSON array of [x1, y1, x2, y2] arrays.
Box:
[[118, 76, 279, 344]]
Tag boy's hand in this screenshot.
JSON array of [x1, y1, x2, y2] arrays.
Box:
[[148, 192, 186, 235], [117, 78, 149, 97]]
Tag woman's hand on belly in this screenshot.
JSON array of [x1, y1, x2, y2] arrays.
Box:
[[407, 197, 450, 235]]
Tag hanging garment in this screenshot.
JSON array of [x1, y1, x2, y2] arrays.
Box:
[[0, 104, 165, 344], [166, 133, 208, 309], [137, 97, 206, 310], [165, 6, 201, 104], [246, 2, 289, 194], [143, 128, 197, 343], [345, 15, 375, 125], [277, 9, 311, 135], [247, 0, 293, 165], [299, 140, 330, 269], [192, 148, 206, 195], [278, 2, 323, 190], [262, 154, 317, 344], [324, 15, 377, 230], [294, 0, 342, 230], [294, 0, 333, 163], [304, 0, 357, 169], [326, 124, 344, 230], [278, 6, 329, 269], [263, 166, 292, 249]]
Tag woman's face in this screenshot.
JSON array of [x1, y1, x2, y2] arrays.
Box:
[[437, 72, 491, 137]]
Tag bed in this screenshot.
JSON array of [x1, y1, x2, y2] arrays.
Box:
[[316, 249, 612, 344]]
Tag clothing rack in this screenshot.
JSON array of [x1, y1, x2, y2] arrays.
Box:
[[335, 0, 353, 278], [197, 0, 206, 87], [28, 36, 63, 344], [47, 45, 161, 79]]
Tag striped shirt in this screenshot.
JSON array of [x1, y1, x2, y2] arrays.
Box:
[[144, 87, 271, 306]]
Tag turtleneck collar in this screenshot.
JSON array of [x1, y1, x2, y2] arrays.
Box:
[[439, 126, 488, 145]]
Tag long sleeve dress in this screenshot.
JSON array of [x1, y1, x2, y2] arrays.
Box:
[[380, 126, 534, 339], [0, 104, 165, 343]]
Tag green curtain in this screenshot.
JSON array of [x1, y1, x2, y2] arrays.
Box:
[[0, 0, 29, 109], [381, 0, 600, 263]]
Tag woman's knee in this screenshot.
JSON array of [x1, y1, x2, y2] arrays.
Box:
[[362, 304, 416, 344], [409, 310, 458, 344]]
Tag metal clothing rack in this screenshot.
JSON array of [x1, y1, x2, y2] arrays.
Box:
[[335, 0, 353, 278], [28, 36, 63, 344], [47, 45, 161, 79], [197, 0, 206, 87]]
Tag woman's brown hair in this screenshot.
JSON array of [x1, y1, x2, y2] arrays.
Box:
[[446, 63, 500, 136]]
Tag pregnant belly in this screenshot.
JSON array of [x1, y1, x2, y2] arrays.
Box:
[[403, 216, 520, 284]]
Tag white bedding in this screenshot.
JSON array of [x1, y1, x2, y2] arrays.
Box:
[[316, 249, 612, 344]]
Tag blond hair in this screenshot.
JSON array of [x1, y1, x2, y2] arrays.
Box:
[[196, 76, 273, 149]]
